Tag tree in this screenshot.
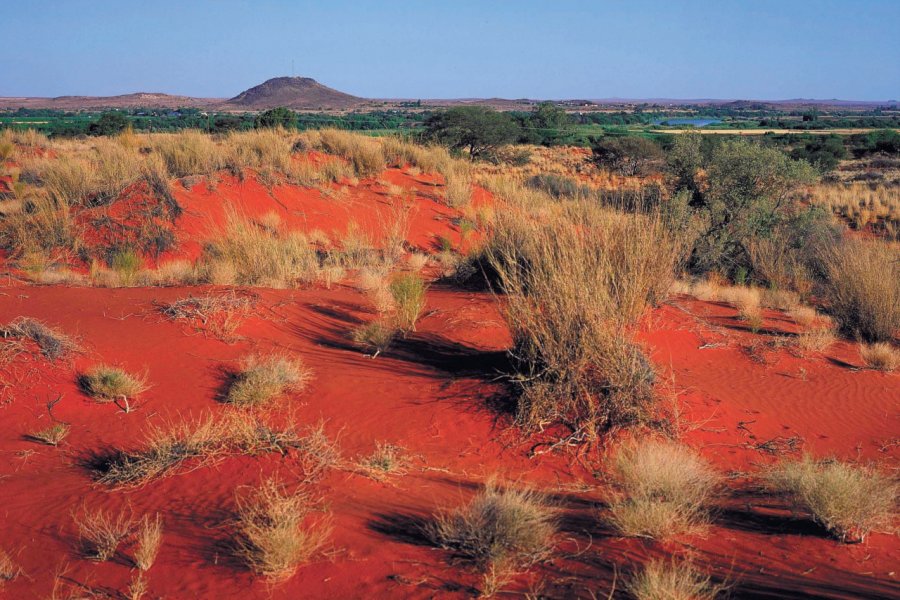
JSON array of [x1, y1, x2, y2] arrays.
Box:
[[591, 136, 664, 176], [527, 102, 575, 146], [255, 107, 296, 129], [89, 112, 129, 136], [689, 139, 818, 276], [424, 106, 521, 160]]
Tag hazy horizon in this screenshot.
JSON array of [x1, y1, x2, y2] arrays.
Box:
[[3, 0, 899, 102]]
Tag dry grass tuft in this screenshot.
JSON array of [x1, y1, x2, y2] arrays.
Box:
[[627, 559, 725, 600], [767, 456, 897, 542], [79, 365, 147, 402], [859, 342, 900, 371], [133, 514, 163, 571], [1, 317, 77, 360], [824, 240, 900, 343], [232, 477, 329, 581], [389, 273, 427, 333], [428, 480, 557, 571], [606, 439, 719, 539], [352, 320, 398, 358], [74, 506, 134, 561], [202, 211, 319, 287], [795, 324, 836, 354], [27, 422, 70, 446], [161, 290, 257, 340], [226, 353, 311, 409]]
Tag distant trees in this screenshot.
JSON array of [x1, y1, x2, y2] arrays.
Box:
[[255, 107, 296, 129], [591, 136, 664, 176], [89, 112, 129, 136], [424, 106, 521, 160], [790, 135, 847, 172]]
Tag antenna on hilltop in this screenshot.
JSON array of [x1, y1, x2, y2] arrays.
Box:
[[291, 60, 295, 77]]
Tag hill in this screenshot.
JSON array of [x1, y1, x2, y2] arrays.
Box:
[[221, 76, 365, 110]]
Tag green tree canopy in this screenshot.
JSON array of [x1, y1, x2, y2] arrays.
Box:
[[255, 107, 297, 129], [424, 106, 521, 160]]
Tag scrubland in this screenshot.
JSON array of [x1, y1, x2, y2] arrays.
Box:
[[0, 126, 897, 598]]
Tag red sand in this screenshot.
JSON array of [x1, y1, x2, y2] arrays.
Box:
[[0, 167, 897, 598]]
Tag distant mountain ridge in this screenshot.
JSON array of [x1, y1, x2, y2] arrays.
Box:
[[0, 77, 896, 111]]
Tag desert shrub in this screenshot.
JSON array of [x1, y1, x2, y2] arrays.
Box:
[[150, 130, 224, 178], [134, 514, 163, 571], [606, 439, 719, 539], [389, 273, 427, 333], [381, 136, 453, 173], [592, 136, 664, 176], [74, 506, 134, 561], [428, 480, 557, 570], [1, 317, 77, 360], [0, 190, 75, 253], [444, 164, 473, 208], [486, 206, 681, 434], [232, 477, 328, 581], [824, 240, 900, 343], [226, 128, 294, 177], [108, 247, 142, 285], [226, 353, 311, 409], [254, 107, 297, 129], [79, 365, 147, 401], [202, 211, 319, 287], [859, 342, 900, 371], [627, 559, 725, 600], [767, 456, 897, 542], [27, 422, 70, 446]]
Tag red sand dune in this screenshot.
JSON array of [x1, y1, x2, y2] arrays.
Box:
[[0, 165, 897, 598]]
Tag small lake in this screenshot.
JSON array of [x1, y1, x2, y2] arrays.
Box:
[[652, 117, 722, 127]]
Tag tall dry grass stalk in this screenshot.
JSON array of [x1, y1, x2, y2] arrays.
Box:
[[486, 203, 683, 434], [627, 559, 725, 600], [133, 514, 163, 571], [149, 130, 224, 178]]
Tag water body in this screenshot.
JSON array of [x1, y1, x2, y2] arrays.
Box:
[[652, 117, 722, 127]]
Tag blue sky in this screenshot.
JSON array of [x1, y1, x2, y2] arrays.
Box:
[[3, 0, 898, 100]]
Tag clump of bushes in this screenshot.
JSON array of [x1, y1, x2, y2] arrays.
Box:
[[605, 439, 720, 539], [226, 353, 311, 409], [767, 456, 897, 543], [859, 342, 900, 371]]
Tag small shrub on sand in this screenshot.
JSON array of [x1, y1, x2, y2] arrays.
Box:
[[352, 320, 398, 358], [133, 514, 163, 571], [824, 240, 900, 343], [859, 342, 900, 371], [126, 573, 149, 600], [74, 506, 134, 561], [316, 129, 385, 178], [389, 273, 427, 333], [627, 559, 725, 600], [150, 130, 224, 178], [109, 247, 142, 286], [428, 480, 557, 571], [27, 422, 70, 446], [606, 439, 719, 539], [788, 305, 818, 328], [1, 317, 77, 360], [767, 456, 897, 542], [232, 477, 329, 581], [444, 165, 473, 208], [226, 354, 311, 409], [79, 365, 147, 401], [358, 442, 408, 479], [0, 549, 20, 585]]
